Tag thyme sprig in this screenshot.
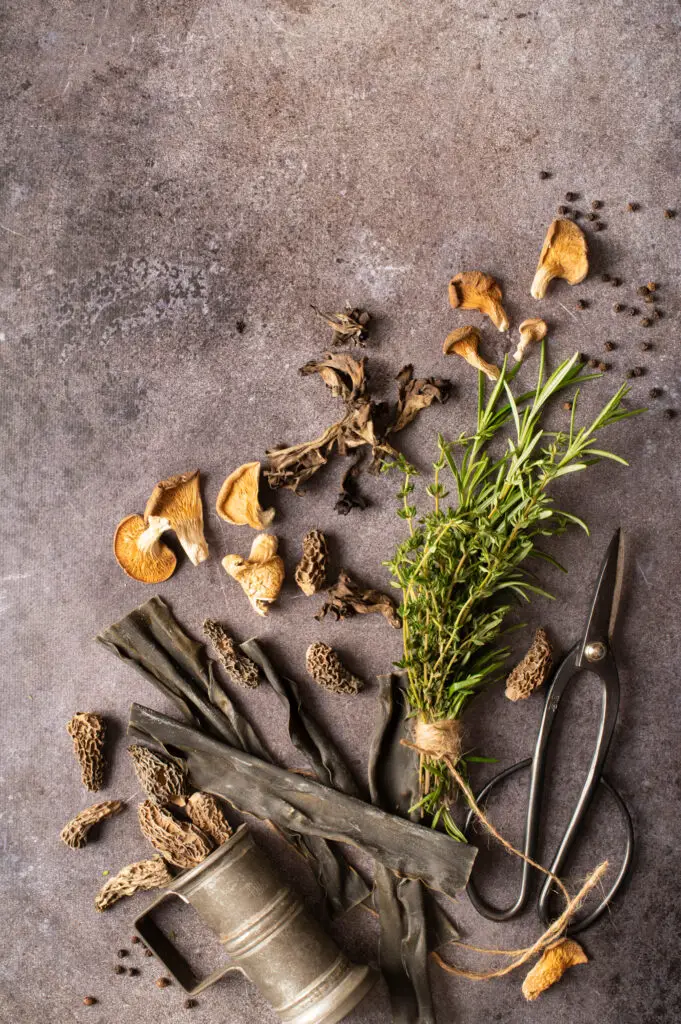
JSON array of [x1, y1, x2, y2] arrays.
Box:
[[383, 347, 640, 834]]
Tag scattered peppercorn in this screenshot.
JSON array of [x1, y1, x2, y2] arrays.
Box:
[[144, 949, 154, 958], [629, 307, 640, 316], [627, 201, 640, 212], [651, 308, 663, 319], [640, 317, 653, 327], [593, 221, 605, 231], [184, 999, 198, 1009], [636, 285, 650, 296], [604, 341, 616, 352], [601, 273, 611, 282], [83, 997, 97, 1007], [117, 949, 129, 959], [664, 208, 676, 219], [588, 358, 599, 368], [156, 977, 171, 989], [611, 277, 622, 287], [565, 191, 578, 202], [235, 319, 246, 334], [114, 965, 125, 975], [633, 367, 645, 376], [649, 387, 662, 399], [643, 293, 655, 304], [576, 299, 589, 310], [613, 303, 625, 313], [664, 408, 676, 419], [131, 936, 140, 945], [128, 968, 140, 977], [572, 209, 583, 219], [592, 199, 603, 210], [647, 281, 658, 291], [586, 212, 598, 221], [640, 342, 652, 351], [598, 362, 610, 371], [539, 170, 551, 179], [558, 205, 570, 215]]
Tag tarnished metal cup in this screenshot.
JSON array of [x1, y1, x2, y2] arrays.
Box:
[[135, 825, 378, 1024]]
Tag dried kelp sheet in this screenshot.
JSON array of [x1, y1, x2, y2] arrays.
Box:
[[128, 703, 477, 898], [369, 675, 460, 1024], [97, 598, 366, 917]]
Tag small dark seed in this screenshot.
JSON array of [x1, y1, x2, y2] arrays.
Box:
[[565, 191, 578, 201], [633, 366, 645, 377], [601, 273, 611, 282], [184, 999, 198, 1009], [114, 965, 125, 975], [651, 308, 663, 319], [649, 387, 662, 398], [117, 950, 129, 959], [604, 341, 616, 351], [640, 317, 652, 327], [144, 949, 154, 958], [627, 201, 640, 212], [539, 170, 551, 179], [637, 285, 650, 296], [558, 205, 570, 215], [586, 212, 598, 221], [626, 369, 636, 379], [156, 977, 171, 989], [664, 208, 676, 219], [572, 209, 583, 218], [664, 408, 676, 419], [640, 342, 652, 351], [131, 936, 140, 945], [644, 293, 655, 304], [235, 319, 246, 334], [576, 299, 588, 310], [598, 362, 610, 371], [629, 307, 639, 316], [563, 401, 572, 411], [83, 997, 97, 1007], [611, 277, 622, 287], [613, 303, 625, 313], [592, 199, 603, 210], [128, 968, 140, 977], [593, 221, 605, 230], [588, 358, 599, 368]]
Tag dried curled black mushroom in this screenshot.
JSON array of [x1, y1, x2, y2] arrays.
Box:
[[315, 570, 401, 629], [203, 620, 260, 688], [311, 306, 371, 347], [335, 455, 369, 515], [299, 352, 367, 401], [388, 365, 451, 434]]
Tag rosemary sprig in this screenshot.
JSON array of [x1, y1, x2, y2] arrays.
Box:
[[383, 348, 641, 834]]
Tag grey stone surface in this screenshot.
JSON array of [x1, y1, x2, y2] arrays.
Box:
[[2, 0, 680, 1021]]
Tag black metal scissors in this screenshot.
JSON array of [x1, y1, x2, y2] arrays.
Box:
[[464, 529, 634, 935]]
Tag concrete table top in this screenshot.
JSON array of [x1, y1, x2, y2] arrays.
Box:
[[2, 1, 680, 1022]]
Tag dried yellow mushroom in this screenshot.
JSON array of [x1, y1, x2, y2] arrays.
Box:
[[60, 801, 124, 850], [306, 642, 363, 695], [505, 628, 552, 701], [222, 533, 285, 616], [128, 745, 188, 806], [114, 513, 177, 584], [522, 938, 588, 1001], [449, 271, 510, 332], [215, 461, 275, 529], [531, 219, 589, 299], [295, 530, 329, 596], [186, 792, 232, 845], [95, 855, 173, 912], [513, 318, 548, 362], [443, 326, 500, 381], [66, 712, 106, 791], [138, 800, 213, 869], [144, 470, 208, 566]]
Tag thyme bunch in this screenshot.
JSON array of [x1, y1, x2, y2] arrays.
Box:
[[383, 348, 639, 835]]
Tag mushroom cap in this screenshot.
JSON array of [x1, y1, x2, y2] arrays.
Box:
[[531, 219, 588, 299], [513, 317, 548, 361], [114, 514, 177, 583], [144, 470, 208, 566], [443, 325, 500, 381], [215, 462, 275, 529], [448, 271, 510, 332]]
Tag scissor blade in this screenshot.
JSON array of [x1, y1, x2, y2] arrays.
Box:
[[577, 529, 624, 664]]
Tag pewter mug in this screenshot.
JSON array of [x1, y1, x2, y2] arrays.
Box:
[[135, 825, 378, 1024]]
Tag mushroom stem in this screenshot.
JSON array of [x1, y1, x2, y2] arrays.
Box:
[[173, 519, 209, 565], [530, 266, 554, 301], [137, 517, 171, 555]]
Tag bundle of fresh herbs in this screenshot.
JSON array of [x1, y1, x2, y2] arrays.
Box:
[[383, 347, 639, 836]]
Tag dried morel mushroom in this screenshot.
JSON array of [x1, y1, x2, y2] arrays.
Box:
[[60, 801, 124, 850], [202, 619, 260, 687], [522, 938, 588, 1001], [66, 713, 106, 791], [114, 514, 177, 584], [95, 855, 173, 912], [531, 219, 588, 299], [215, 462, 275, 530], [128, 745, 188, 805], [505, 628, 552, 701], [222, 533, 285, 616], [448, 271, 510, 332], [389, 365, 451, 434], [306, 642, 363, 695], [138, 800, 213, 869], [295, 530, 329, 596], [315, 570, 401, 629], [144, 470, 208, 566], [186, 792, 232, 844], [513, 318, 548, 362], [443, 326, 500, 381], [312, 306, 371, 347], [335, 455, 369, 515]]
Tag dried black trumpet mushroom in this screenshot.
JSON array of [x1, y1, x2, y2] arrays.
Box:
[[66, 713, 106, 791], [315, 570, 401, 629], [295, 530, 329, 596], [505, 628, 553, 701], [311, 305, 371, 347], [95, 855, 173, 912], [138, 800, 213, 869], [306, 642, 363, 695], [388, 365, 451, 435], [128, 745, 188, 805], [202, 620, 260, 688], [60, 801, 124, 849], [335, 454, 369, 515], [186, 792, 232, 844], [299, 351, 368, 402]]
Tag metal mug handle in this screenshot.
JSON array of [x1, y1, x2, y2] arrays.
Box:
[[134, 889, 246, 994]]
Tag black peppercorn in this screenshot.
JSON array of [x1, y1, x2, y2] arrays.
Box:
[[558, 205, 570, 215], [572, 209, 583, 218], [184, 999, 198, 1009], [601, 273, 611, 282], [131, 936, 140, 945], [640, 342, 652, 351], [128, 968, 140, 977], [640, 317, 652, 327], [633, 366, 645, 377], [586, 212, 598, 221], [598, 362, 609, 371], [664, 408, 676, 419], [144, 949, 154, 958], [644, 293, 654, 303], [117, 949, 129, 959], [627, 201, 640, 212], [593, 221, 605, 230], [83, 997, 97, 1007], [611, 277, 622, 287], [636, 285, 649, 296], [588, 358, 599, 368], [576, 299, 588, 310], [604, 341, 616, 351], [664, 208, 676, 219], [565, 191, 578, 201], [539, 170, 551, 179], [592, 199, 603, 209], [626, 369, 635, 379], [629, 307, 639, 316], [651, 308, 663, 319], [114, 965, 125, 975], [156, 977, 171, 989], [613, 303, 625, 313], [649, 387, 662, 398], [235, 319, 246, 334]]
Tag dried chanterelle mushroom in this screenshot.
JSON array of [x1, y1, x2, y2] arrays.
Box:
[[443, 326, 500, 381], [114, 513, 177, 584], [449, 271, 509, 332], [222, 533, 285, 616], [522, 938, 588, 1001], [66, 712, 106, 791], [95, 855, 173, 912], [60, 801, 124, 850], [513, 318, 548, 362], [138, 800, 213, 869], [144, 470, 208, 566], [295, 530, 329, 596], [216, 461, 275, 530], [531, 219, 589, 299], [306, 642, 363, 695]]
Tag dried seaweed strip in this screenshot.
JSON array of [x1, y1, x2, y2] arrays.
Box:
[[128, 703, 477, 897]]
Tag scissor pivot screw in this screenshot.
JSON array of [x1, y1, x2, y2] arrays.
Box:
[[585, 641, 607, 662]]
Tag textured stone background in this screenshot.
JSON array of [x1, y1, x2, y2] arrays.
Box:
[[2, 1, 680, 1021]]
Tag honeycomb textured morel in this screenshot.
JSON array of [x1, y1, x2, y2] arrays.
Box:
[[66, 712, 106, 791], [295, 530, 329, 596], [138, 800, 213, 868], [60, 801, 124, 850], [306, 642, 363, 695], [187, 792, 232, 845], [202, 620, 260, 688], [95, 855, 173, 912], [505, 628, 552, 702], [522, 938, 588, 1001], [128, 745, 188, 805]]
